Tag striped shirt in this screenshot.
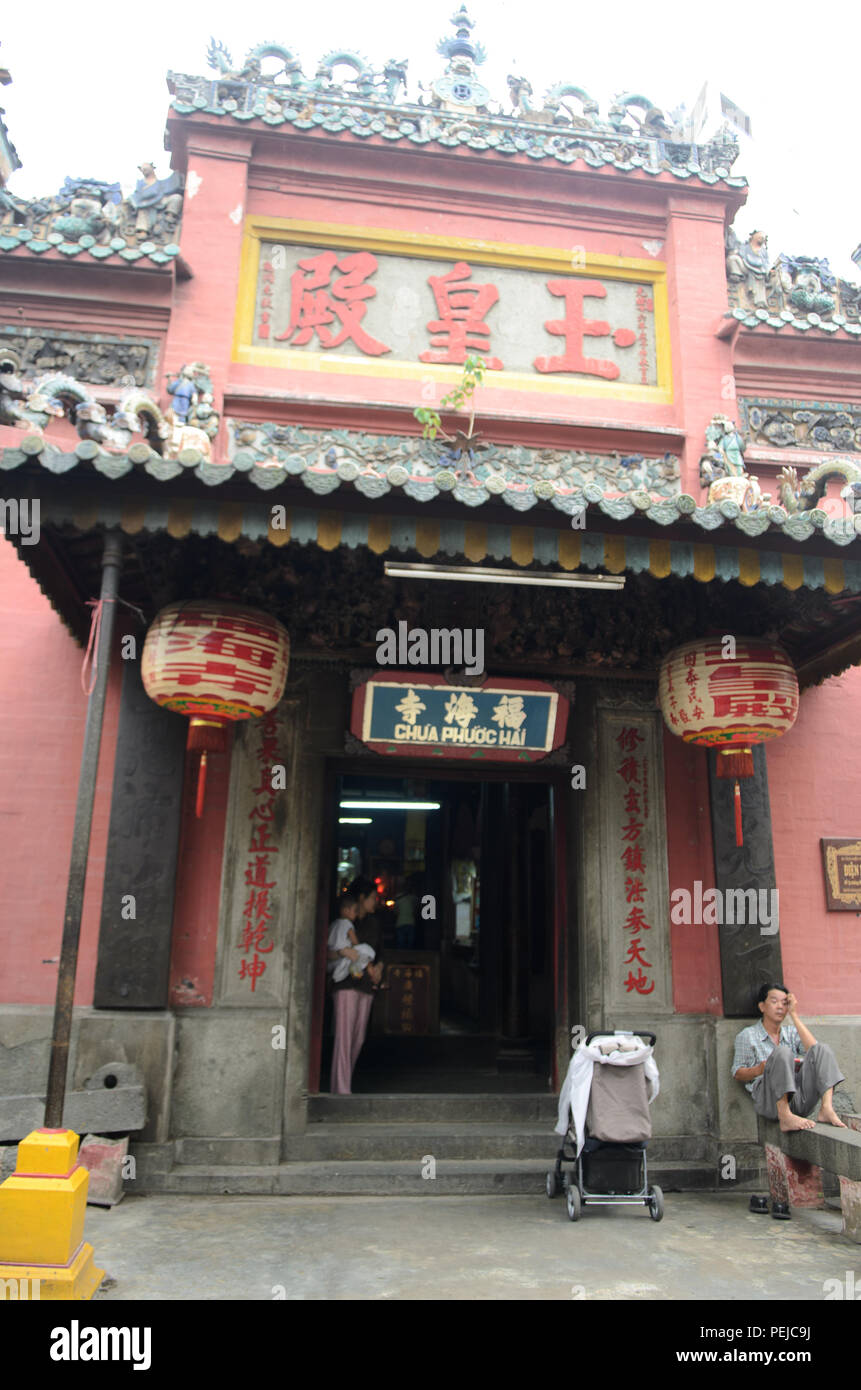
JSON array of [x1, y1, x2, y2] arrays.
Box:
[[732, 1021, 804, 1093]]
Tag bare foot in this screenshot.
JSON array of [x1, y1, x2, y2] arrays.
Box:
[[778, 1113, 816, 1132], [817, 1107, 847, 1128]]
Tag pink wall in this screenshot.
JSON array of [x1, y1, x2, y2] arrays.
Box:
[[0, 537, 232, 1009], [0, 538, 122, 1005], [665, 670, 861, 1016], [768, 673, 861, 1014]]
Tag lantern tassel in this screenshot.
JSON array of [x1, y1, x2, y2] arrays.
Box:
[[196, 750, 208, 819], [734, 780, 743, 847], [716, 748, 754, 780], [187, 719, 227, 819]]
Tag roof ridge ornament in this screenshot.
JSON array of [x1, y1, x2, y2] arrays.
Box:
[[431, 4, 489, 113], [437, 6, 486, 67], [727, 226, 861, 328]]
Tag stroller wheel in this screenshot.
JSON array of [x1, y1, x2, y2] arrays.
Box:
[[566, 1181, 582, 1222], [546, 1171, 560, 1198], [648, 1185, 664, 1222]]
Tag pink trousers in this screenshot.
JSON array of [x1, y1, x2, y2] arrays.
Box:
[[331, 989, 374, 1094]]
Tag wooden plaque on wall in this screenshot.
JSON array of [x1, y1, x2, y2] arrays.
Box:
[[821, 839, 861, 910]]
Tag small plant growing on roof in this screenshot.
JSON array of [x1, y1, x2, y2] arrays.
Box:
[[413, 354, 486, 447]]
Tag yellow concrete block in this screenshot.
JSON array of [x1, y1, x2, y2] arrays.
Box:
[[16, 1129, 80, 1176], [0, 1244, 104, 1301], [0, 1167, 88, 1266]]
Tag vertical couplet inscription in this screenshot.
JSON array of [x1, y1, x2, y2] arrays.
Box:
[[617, 725, 655, 997], [599, 705, 671, 1013], [237, 710, 280, 993]]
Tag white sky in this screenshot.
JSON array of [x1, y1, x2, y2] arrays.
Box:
[[2, 0, 859, 278]]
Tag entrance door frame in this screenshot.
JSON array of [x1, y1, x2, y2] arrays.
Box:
[[308, 755, 571, 1093]]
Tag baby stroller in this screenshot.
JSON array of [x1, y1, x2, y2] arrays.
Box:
[[546, 1030, 663, 1222]]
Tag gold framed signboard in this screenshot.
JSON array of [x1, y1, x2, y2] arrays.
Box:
[[821, 839, 861, 910]]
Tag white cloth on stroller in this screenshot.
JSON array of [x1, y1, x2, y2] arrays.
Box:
[[555, 1035, 660, 1155]]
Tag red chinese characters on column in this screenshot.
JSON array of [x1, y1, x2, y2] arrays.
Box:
[[258, 260, 275, 340], [635, 285, 653, 386], [420, 261, 503, 368], [534, 280, 636, 378], [238, 710, 280, 992], [616, 725, 655, 995], [275, 250, 391, 355]]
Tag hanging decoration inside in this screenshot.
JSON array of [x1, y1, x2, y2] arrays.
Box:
[[142, 600, 290, 816], [657, 637, 798, 846]]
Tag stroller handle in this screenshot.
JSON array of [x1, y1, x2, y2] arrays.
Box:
[[585, 1030, 656, 1047]]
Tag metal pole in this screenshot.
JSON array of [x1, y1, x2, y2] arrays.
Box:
[[44, 530, 124, 1128]]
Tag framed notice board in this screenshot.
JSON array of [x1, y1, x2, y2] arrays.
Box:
[[821, 839, 861, 910]]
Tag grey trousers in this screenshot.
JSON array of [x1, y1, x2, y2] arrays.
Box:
[[752, 1043, 844, 1119]]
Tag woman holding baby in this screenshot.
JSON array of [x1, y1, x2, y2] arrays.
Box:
[[327, 877, 382, 1095]]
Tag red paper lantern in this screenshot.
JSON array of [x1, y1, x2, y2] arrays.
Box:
[[658, 637, 798, 845], [142, 601, 289, 817]]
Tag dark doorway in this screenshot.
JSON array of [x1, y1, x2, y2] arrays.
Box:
[[314, 768, 559, 1093]]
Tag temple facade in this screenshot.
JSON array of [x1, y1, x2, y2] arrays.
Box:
[[1, 12, 860, 1192]]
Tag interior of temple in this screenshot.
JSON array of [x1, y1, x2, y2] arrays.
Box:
[[319, 770, 556, 1092]]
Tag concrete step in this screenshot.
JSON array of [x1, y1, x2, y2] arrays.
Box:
[[283, 1123, 561, 1161], [139, 1157, 759, 1197], [308, 1092, 558, 1124], [283, 1124, 716, 1164]]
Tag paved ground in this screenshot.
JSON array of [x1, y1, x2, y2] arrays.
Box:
[[86, 1192, 861, 1300]]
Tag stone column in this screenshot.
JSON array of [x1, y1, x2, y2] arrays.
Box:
[[707, 745, 783, 1016], [213, 696, 304, 1008], [93, 648, 187, 1009], [580, 686, 674, 1023]]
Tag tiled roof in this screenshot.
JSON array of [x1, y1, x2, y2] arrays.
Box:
[[0, 226, 180, 267], [168, 84, 747, 190], [4, 433, 859, 573]]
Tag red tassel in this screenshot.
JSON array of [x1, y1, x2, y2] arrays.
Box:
[[195, 750, 208, 819], [187, 718, 228, 754], [187, 719, 227, 820], [734, 779, 743, 847], [716, 747, 754, 779]]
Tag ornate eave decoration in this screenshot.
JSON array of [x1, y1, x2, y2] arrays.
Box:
[[0, 228, 181, 267], [3, 428, 859, 552], [726, 229, 861, 337], [226, 420, 681, 511], [0, 169, 184, 268], [166, 13, 746, 191], [739, 398, 861, 455]]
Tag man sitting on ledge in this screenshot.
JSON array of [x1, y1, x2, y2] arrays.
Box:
[[732, 982, 847, 1133]]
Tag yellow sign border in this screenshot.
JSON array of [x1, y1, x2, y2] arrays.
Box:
[[232, 217, 673, 403]]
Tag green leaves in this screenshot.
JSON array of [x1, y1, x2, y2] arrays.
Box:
[[413, 355, 487, 441]]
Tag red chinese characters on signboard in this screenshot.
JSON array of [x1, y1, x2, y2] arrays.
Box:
[[263, 247, 658, 381], [635, 285, 652, 386], [534, 280, 637, 378], [238, 711, 280, 992], [420, 261, 503, 368], [258, 260, 275, 339], [275, 250, 391, 355], [616, 725, 655, 995]]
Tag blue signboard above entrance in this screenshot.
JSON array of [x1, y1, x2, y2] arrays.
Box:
[[351, 674, 569, 761]]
